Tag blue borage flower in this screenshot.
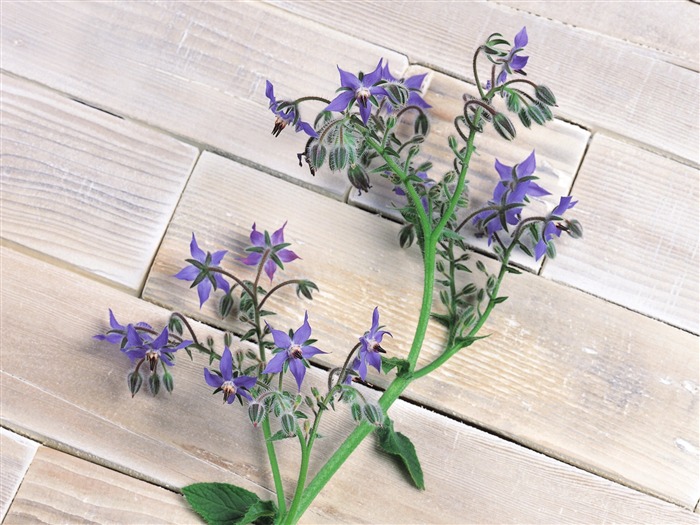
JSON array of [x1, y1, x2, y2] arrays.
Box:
[[352, 307, 391, 381], [122, 325, 191, 371], [174, 233, 230, 308], [474, 150, 549, 243], [263, 312, 326, 391], [204, 347, 257, 404], [534, 196, 578, 260], [325, 59, 387, 125], [238, 222, 300, 282], [266, 81, 318, 138]]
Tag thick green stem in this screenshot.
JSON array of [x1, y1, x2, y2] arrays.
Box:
[[262, 417, 287, 516]]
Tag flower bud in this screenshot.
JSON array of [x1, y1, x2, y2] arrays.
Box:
[[329, 145, 349, 171], [492, 113, 516, 140], [363, 403, 384, 426], [281, 412, 296, 437], [414, 113, 429, 136], [535, 85, 557, 106], [307, 141, 326, 171], [347, 164, 371, 194], [127, 370, 143, 397], [248, 401, 267, 428], [384, 83, 408, 107], [351, 403, 363, 422]]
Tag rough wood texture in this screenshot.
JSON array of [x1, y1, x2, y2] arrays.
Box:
[[491, 0, 699, 69], [267, 0, 699, 164], [2, 245, 698, 524], [142, 152, 699, 508], [0, 0, 408, 198], [543, 133, 699, 334], [3, 446, 201, 524], [0, 72, 197, 291], [0, 428, 39, 522]]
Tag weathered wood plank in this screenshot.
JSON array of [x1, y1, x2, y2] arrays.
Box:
[[3, 446, 200, 525], [0, 72, 198, 291], [2, 245, 698, 524], [0, 428, 39, 522], [490, 0, 699, 69], [142, 152, 700, 508], [543, 133, 699, 334], [266, 0, 699, 164], [0, 1, 409, 198], [348, 65, 589, 270]]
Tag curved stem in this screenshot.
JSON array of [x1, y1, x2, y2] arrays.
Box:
[[258, 279, 305, 311]]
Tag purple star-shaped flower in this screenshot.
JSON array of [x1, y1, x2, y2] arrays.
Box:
[[204, 347, 257, 403], [265, 81, 318, 138], [325, 60, 387, 125], [263, 312, 326, 390], [534, 196, 578, 260], [93, 309, 128, 345], [123, 326, 191, 371], [174, 233, 230, 308], [496, 27, 529, 85], [352, 307, 391, 381], [474, 150, 550, 242], [238, 222, 300, 282]]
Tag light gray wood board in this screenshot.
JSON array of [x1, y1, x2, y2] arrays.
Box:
[[0, 72, 198, 291], [491, 0, 699, 69], [142, 152, 700, 508], [0, 0, 410, 198], [2, 245, 698, 524], [267, 0, 700, 164], [4, 446, 201, 525], [543, 133, 700, 334], [0, 428, 39, 522]]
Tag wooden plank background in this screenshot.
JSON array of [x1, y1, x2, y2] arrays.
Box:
[[1, 0, 698, 522], [2, 246, 698, 524]]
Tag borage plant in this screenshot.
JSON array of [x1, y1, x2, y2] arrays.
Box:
[[94, 27, 581, 525]]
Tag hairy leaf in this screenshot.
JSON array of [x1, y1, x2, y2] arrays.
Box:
[[182, 483, 276, 525], [376, 417, 425, 490]]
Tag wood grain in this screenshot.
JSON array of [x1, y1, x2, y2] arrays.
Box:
[[266, 0, 699, 164], [0, 0, 409, 199], [2, 245, 698, 524], [0, 72, 198, 291], [543, 133, 699, 334], [3, 446, 200, 525], [0, 428, 39, 522], [491, 0, 699, 69], [142, 152, 699, 508], [348, 65, 590, 270]]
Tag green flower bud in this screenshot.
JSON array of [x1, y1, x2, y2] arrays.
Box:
[[248, 401, 266, 428], [535, 85, 557, 106], [281, 412, 296, 437], [363, 403, 383, 426], [493, 113, 516, 140]]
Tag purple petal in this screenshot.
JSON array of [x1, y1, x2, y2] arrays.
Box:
[[172, 339, 193, 351], [527, 181, 551, 198], [174, 265, 200, 281], [406, 92, 431, 109], [269, 326, 292, 350], [293, 312, 312, 344], [210, 249, 227, 266], [337, 66, 361, 90], [510, 55, 529, 72], [126, 325, 143, 348], [151, 327, 169, 349], [362, 59, 384, 86], [534, 239, 547, 260], [214, 273, 230, 294], [271, 222, 287, 245], [238, 252, 262, 267], [516, 151, 536, 178], [381, 62, 396, 81], [108, 309, 123, 331], [265, 80, 276, 107], [160, 353, 175, 367], [301, 345, 325, 359], [190, 233, 206, 262], [357, 355, 368, 381], [370, 307, 380, 333], [494, 158, 512, 181], [264, 350, 288, 374], [237, 389, 253, 402], [552, 196, 577, 216], [197, 279, 212, 307], [404, 72, 427, 90], [288, 358, 306, 390], [234, 375, 257, 390], [263, 259, 277, 282], [366, 350, 382, 373], [514, 27, 528, 49], [295, 120, 318, 138], [220, 347, 233, 381], [325, 90, 355, 113], [250, 223, 264, 246], [358, 99, 372, 125], [496, 70, 508, 85], [276, 249, 299, 263]]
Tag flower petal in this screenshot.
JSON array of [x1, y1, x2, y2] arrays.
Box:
[[338, 66, 361, 90], [276, 249, 299, 263], [271, 222, 287, 245], [514, 27, 528, 49], [263, 350, 288, 374], [197, 279, 212, 307], [325, 90, 355, 113], [174, 266, 200, 281], [265, 80, 276, 107], [190, 233, 206, 262], [269, 326, 292, 351], [288, 358, 306, 390], [234, 375, 257, 390], [293, 312, 312, 344], [220, 347, 233, 381]]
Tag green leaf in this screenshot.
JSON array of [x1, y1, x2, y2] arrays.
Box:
[[376, 417, 425, 490], [380, 356, 410, 377], [182, 483, 276, 525]]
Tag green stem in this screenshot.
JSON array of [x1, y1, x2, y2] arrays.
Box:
[[262, 417, 287, 515]]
